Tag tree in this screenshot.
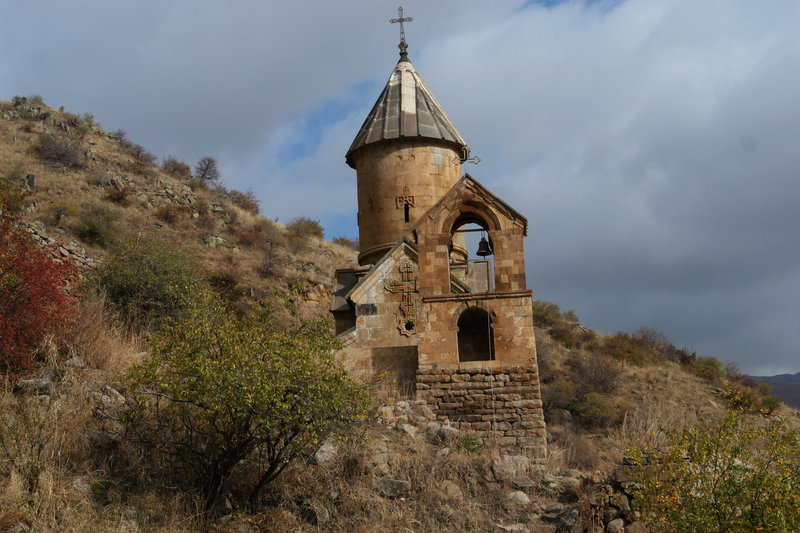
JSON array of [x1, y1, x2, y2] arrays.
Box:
[[194, 156, 220, 182], [0, 181, 76, 372], [629, 410, 800, 533], [119, 291, 372, 514]]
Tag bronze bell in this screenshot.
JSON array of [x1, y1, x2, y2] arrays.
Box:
[[476, 236, 493, 257]]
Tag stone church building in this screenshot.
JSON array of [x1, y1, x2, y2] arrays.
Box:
[[331, 37, 546, 459]]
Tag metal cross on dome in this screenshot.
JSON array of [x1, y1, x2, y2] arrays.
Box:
[[390, 6, 413, 44]]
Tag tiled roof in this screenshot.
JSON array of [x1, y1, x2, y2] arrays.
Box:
[[345, 57, 467, 168]]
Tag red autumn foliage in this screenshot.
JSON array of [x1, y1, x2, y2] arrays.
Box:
[[0, 209, 76, 373]]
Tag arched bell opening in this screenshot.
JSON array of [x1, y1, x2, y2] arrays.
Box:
[[457, 307, 495, 362], [448, 215, 495, 293]]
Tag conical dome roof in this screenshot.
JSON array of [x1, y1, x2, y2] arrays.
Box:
[[345, 55, 468, 168]]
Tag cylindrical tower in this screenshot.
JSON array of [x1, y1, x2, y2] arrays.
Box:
[[346, 45, 470, 266]]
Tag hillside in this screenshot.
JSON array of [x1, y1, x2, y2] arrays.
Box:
[[1, 95, 799, 532], [0, 95, 357, 323]]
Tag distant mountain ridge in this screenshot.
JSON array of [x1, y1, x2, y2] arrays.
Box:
[[752, 372, 800, 408], [752, 372, 800, 384]]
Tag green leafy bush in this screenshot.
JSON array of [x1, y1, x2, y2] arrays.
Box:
[[571, 392, 618, 428], [690, 356, 724, 383], [120, 292, 372, 513], [629, 410, 800, 533], [531, 300, 562, 327], [74, 205, 120, 247], [458, 433, 484, 455], [95, 237, 203, 323]]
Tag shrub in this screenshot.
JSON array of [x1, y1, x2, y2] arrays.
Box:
[[562, 309, 579, 322], [194, 156, 220, 182], [74, 205, 120, 247], [549, 321, 595, 349], [691, 356, 724, 383], [332, 236, 358, 250], [721, 383, 783, 415], [104, 185, 131, 206], [567, 353, 620, 394], [602, 332, 652, 365], [634, 326, 676, 360], [531, 300, 562, 327], [155, 204, 183, 224], [287, 216, 324, 240], [629, 410, 800, 533], [207, 272, 242, 307], [161, 156, 191, 179], [35, 132, 84, 168], [0, 177, 30, 215], [228, 189, 260, 214], [95, 236, 203, 324], [542, 377, 579, 415], [45, 200, 78, 226], [458, 433, 484, 455], [120, 292, 372, 513], [0, 203, 75, 372], [572, 392, 618, 428]]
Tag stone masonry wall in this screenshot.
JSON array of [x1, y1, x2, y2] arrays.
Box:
[[416, 366, 547, 463]]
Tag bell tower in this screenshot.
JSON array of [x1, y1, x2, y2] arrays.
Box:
[[346, 21, 470, 266], [332, 10, 546, 461]]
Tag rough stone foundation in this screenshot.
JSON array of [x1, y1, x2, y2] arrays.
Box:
[[415, 366, 547, 463]]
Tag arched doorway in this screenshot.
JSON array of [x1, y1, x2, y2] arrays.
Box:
[[457, 307, 495, 362]]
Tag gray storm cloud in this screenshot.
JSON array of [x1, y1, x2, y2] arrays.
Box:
[[1, 0, 798, 374]]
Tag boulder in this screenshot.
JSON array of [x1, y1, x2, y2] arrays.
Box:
[[436, 480, 463, 503], [378, 479, 411, 499], [492, 455, 530, 482], [496, 523, 530, 533], [314, 441, 338, 465], [625, 522, 648, 533], [606, 518, 625, 533], [506, 491, 531, 506], [399, 423, 417, 438], [512, 476, 536, 490]]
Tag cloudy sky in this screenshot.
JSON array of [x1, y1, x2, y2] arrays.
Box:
[[2, 0, 798, 375]]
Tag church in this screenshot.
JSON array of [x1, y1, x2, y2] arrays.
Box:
[[331, 16, 546, 459]]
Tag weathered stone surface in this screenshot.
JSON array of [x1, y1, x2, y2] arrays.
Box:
[[624, 522, 647, 533], [314, 441, 338, 465], [610, 493, 630, 512], [366, 440, 390, 477], [512, 475, 536, 490], [15, 377, 55, 395], [378, 479, 411, 499], [557, 476, 582, 499], [606, 518, 625, 533], [492, 455, 530, 482], [506, 491, 531, 506], [496, 523, 530, 533], [399, 423, 418, 438]]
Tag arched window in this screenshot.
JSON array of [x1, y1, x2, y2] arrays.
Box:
[[457, 308, 494, 362], [449, 219, 494, 293]]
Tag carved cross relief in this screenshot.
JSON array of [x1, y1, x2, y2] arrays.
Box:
[[385, 258, 418, 336]]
